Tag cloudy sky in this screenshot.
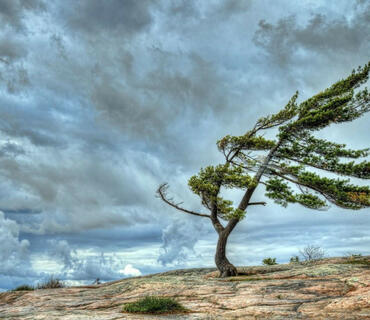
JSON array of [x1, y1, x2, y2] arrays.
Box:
[[0, 0, 369, 290]]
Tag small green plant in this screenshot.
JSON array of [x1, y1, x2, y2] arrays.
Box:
[[122, 296, 186, 314], [36, 276, 64, 289], [290, 256, 300, 263], [12, 284, 34, 291], [262, 257, 277, 265]]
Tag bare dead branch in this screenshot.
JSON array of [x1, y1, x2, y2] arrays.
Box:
[[157, 183, 211, 218], [247, 201, 266, 206]]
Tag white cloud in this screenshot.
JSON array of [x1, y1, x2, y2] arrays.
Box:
[[119, 264, 142, 277], [47, 240, 133, 281], [158, 218, 207, 266], [0, 211, 30, 274]]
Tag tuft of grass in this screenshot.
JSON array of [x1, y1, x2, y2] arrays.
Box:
[[12, 284, 34, 291], [36, 276, 64, 289], [122, 296, 187, 314]]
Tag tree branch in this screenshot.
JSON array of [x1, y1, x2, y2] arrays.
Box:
[[267, 169, 343, 207], [275, 154, 368, 179], [157, 183, 211, 218], [248, 201, 266, 206]]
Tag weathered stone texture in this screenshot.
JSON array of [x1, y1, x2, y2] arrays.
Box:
[[0, 257, 369, 319]]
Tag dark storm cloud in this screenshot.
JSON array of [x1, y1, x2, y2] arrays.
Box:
[[0, 36, 28, 62], [37, 228, 159, 254], [57, 0, 154, 37], [91, 51, 231, 141], [0, 102, 65, 147], [0, 148, 165, 233], [166, 0, 199, 18], [253, 2, 370, 67], [0, 0, 236, 149], [0, 49, 30, 93], [215, 0, 252, 17], [0, 0, 45, 31], [0, 142, 25, 157]]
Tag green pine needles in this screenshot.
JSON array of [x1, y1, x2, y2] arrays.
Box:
[[191, 63, 369, 215], [158, 63, 370, 277]]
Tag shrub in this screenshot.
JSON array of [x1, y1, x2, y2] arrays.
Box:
[[345, 252, 362, 260], [262, 257, 277, 265], [36, 276, 64, 289], [122, 296, 186, 314], [344, 253, 369, 265], [290, 256, 300, 263], [299, 245, 325, 261], [12, 284, 34, 291]]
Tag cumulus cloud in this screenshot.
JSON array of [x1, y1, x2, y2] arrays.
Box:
[[158, 218, 207, 265], [119, 264, 142, 277], [0, 211, 30, 274], [48, 239, 141, 281], [253, 2, 370, 71], [0, 211, 39, 291]]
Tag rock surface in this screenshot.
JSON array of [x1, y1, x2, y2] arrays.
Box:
[[1, 256, 369, 319]]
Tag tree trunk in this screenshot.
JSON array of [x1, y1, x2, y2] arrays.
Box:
[[215, 231, 238, 277]]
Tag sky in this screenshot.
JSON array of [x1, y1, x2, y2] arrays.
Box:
[[0, 0, 369, 291]]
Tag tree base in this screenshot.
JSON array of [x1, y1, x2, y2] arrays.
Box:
[[219, 264, 238, 278]]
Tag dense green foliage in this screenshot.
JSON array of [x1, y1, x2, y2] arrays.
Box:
[[188, 63, 370, 219], [188, 164, 252, 220], [262, 257, 277, 265], [122, 296, 186, 314]]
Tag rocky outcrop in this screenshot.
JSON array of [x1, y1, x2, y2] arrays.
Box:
[[0, 256, 369, 319]]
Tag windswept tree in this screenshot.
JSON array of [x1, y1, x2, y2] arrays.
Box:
[[157, 63, 370, 277]]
